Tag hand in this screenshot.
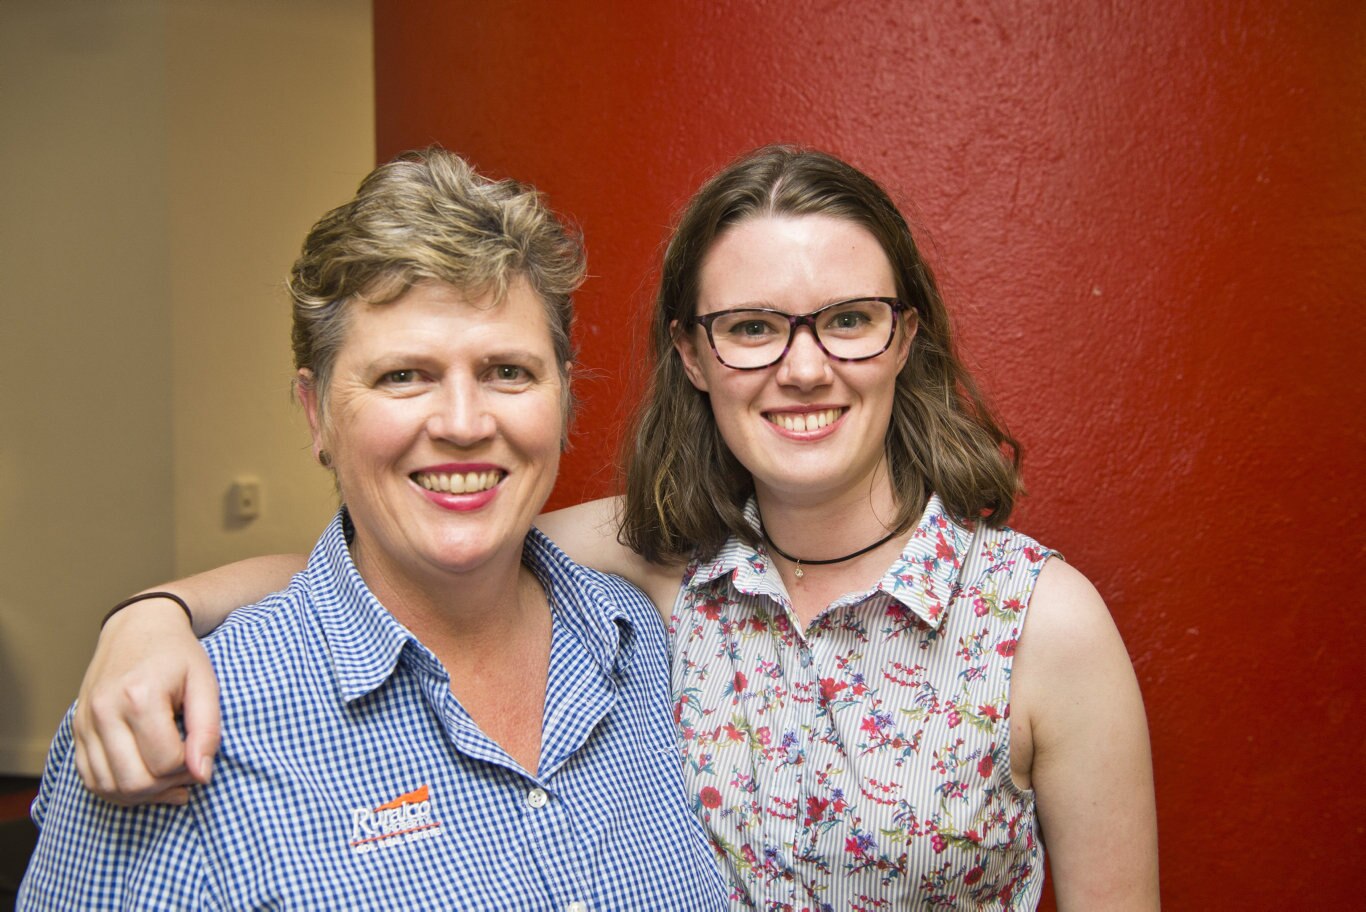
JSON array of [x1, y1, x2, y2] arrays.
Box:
[[73, 598, 221, 805]]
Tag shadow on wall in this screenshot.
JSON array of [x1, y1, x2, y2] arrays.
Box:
[[0, 607, 38, 909], [0, 611, 29, 773]]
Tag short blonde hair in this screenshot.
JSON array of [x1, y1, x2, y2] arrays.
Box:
[[289, 148, 585, 421]]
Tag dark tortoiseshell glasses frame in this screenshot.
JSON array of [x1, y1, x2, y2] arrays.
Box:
[[688, 297, 910, 370]]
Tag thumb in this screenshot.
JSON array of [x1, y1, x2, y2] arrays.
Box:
[[181, 658, 222, 784]]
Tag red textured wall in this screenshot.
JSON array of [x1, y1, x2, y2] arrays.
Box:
[[374, 2, 1365, 906]]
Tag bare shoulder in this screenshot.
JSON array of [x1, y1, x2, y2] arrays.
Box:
[[1012, 557, 1140, 767], [1017, 558, 1124, 669], [535, 497, 683, 620], [1013, 557, 1160, 908]]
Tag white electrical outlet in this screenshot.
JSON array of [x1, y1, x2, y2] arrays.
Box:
[[230, 476, 262, 521]]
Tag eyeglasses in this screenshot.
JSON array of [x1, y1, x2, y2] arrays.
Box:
[[689, 297, 910, 370]]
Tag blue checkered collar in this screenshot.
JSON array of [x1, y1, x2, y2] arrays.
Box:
[[305, 510, 636, 703], [683, 494, 975, 630]]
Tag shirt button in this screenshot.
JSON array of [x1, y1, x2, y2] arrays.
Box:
[[566, 903, 589, 912], [526, 787, 549, 809]]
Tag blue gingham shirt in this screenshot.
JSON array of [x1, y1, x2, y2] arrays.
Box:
[[21, 512, 727, 911]]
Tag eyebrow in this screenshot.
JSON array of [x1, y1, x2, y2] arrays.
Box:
[[361, 345, 551, 367], [703, 294, 894, 312], [477, 349, 552, 370]]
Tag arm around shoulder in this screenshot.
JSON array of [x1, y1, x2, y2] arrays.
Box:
[[162, 553, 307, 637], [1012, 558, 1160, 910], [536, 497, 684, 617], [73, 553, 304, 805]]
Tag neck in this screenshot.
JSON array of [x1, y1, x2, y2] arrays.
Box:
[[762, 520, 900, 567], [352, 536, 538, 647], [753, 468, 903, 563]]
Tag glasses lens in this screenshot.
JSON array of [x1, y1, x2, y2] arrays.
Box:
[[815, 299, 895, 360], [706, 299, 898, 368], [709, 310, 791, 368]]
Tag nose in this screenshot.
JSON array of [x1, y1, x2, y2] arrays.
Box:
[[775, 324, 834, 389], [425, 377, 496, 446]]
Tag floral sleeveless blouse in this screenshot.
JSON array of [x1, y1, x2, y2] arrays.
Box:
[[669, 495, 1054, 910]]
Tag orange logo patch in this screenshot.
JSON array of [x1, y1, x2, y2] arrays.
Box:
[[349, 784, 442, 854]]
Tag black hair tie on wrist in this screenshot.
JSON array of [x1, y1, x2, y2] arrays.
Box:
[[102, 591, 194, 628]]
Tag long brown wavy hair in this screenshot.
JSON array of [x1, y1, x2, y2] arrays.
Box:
[[619, 146, 1022, 564]]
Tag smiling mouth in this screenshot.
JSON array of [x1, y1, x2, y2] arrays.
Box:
[[765, 408, 845, 432], [411, 470, 504, 494]]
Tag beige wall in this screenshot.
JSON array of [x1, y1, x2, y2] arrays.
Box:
[[166, 1, 372, 574], [0, 0, 373, 773]]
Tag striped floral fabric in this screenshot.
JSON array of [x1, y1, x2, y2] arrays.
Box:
[[670, 495, 1053, 910]]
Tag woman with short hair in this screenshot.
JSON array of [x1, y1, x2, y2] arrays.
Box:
[[19, 148, 727, 911]]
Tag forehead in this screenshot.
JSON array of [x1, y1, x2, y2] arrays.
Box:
[[342, 278, 554, 358], [697, 214, 895, 312]]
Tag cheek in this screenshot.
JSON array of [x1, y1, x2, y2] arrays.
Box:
[[710, 369, 765, 406], [510, 402, 566, 508], [864, 369, 902, 427], [704, 377, 768, 450], [515, 395, 570, 457], [710, 394, 747, 431], [327, 401, 416, 471]]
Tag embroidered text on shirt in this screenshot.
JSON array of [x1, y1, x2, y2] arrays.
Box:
[[349, 784, 442, 854]]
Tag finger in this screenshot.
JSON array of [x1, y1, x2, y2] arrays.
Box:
[[77, 724, 197, 806], [119, 686, 193, 782], [74, 714, 114, 796], [85, 726, 196, 807], [147, 785, 192, 806], [83, 684, 186, 800], [181, 656, 222, 784]]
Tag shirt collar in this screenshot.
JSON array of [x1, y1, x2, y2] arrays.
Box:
[[872, 495, 976, 629], [683, 495, 974, 630], [305, 512, 637, 703], [522, 527, 639, 674], [686, 500, 787, 606], [305, 511, 413, 703]]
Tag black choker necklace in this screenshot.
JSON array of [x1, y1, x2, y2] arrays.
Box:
[[760, 521, 901, 579]]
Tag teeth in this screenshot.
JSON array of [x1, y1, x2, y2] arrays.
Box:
[[412, 470, 502, 494], [769, 409, 843, 432]]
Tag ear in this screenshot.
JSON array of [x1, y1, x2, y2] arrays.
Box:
[[558, 361, 575, 450], [671, 320, 711, 392], [295, 369, 328, 462]]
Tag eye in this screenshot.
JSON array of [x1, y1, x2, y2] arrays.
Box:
[[490, 364, 530, 384], [379, 369, 420, 385], [829, 311, 868, 329], [715, 311, 784, 341], [820, 304, 879, 336]]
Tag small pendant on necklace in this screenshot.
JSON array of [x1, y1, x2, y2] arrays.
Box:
[[794, 566, 804, 579]]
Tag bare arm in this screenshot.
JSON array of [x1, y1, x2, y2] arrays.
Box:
[[1011, 559, 1160, 909], [154, 554, 307, 637], [73, 554, 304, 804], [535, 496, 684, 617]]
